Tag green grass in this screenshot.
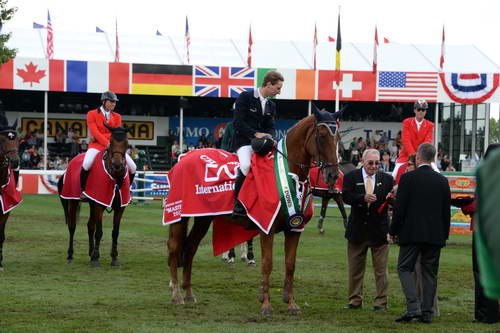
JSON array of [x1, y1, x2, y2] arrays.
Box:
[[0, 195, 498, 332]]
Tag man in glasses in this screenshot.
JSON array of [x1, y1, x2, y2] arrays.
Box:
[[342, 149, 394, 312], [392, 99, 438, 179]]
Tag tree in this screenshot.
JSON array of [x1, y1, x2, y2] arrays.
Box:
[[489, 117, 499, 144], [0, 0, 17, 64]]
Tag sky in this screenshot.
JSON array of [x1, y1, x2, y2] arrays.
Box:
[[4, 0, 500, 116]]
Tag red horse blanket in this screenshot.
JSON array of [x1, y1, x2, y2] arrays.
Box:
[[310, 167, 344, 191], [163, 148, 313, 256], [0, 169, 22, 214], [60, 152, 131, 207]]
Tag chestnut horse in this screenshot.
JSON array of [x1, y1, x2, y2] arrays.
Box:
[[314, 161, 356, 234], [0, 120, 20, 271], [58, 125, 131, 267], [167, 108, 341, 315]]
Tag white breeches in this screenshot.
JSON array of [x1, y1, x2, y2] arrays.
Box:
[[236, 145, 253, 176], [82, 147, 137, 174]]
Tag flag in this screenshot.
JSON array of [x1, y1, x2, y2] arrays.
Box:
[[256, 68, 316, 100], [319, 70, 376, 101], [115, 18, 119, 62], [247, 25, 253, 68], [194, 66, 255, 97], [33, 22, 44, 29], [13, 58, 48, 91], [313, 23, 318, 70], [384, 37, 390, 43], [377, 71, 438, 102], [132, 64, 192, 96], [440, 25, 445, 71], [328, 36, 335, 42], [96, 26, 104, 33], [185, 16, 190, 64], [47, 10, 54, 59], [335, 12, 342, 84], [156, 30, 162, 36], [373, 25, 378, 73]]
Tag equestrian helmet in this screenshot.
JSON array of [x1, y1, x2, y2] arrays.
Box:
[[101, 91, 119, 102], [251, 136, 275, 156], [414, 99, 428, 110]]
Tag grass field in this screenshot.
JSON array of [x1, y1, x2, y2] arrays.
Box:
[[0, 194, 498, 333]]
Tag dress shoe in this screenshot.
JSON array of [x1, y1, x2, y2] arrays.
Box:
[[372, 306, 387, 312], [419, 314, 432, 323], [343, 304, 362, 310], [395, 311, 422, 322]]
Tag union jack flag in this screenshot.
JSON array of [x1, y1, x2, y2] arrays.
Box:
[[194, 66, 255, 97]]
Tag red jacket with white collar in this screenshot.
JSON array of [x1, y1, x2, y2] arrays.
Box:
[[87, 108, 122, 150], [397, 117, 434, 163]]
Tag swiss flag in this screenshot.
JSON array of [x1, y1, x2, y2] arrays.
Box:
[[318, 70, 376, 101]]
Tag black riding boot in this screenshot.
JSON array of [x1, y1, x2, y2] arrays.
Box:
[[129, 172, 135, 185], [232, 170, 247, 218], [80, 168, 89, 201], [13, 169, 19, 187]]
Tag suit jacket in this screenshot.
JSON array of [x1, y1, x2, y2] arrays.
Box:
[[397, 117, 434, 163], [342, 168, 394, 245], [390, 165, 451, 246], [87, 108, 122, 150], [230, 90, 276, 152]]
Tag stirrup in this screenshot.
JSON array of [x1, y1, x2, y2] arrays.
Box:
[[80, 193, 89, 202]]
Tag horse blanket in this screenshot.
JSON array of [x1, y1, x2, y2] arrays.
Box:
[[0, 169, 22, 214], [60, 152, 131, 207], [163, 148, 314, 255], [310, 167, 344, 191]]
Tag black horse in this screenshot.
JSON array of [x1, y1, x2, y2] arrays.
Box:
[[0, 120, 20, 270], [58, 125, 132, 267]]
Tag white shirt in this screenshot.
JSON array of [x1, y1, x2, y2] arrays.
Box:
[[415, 118, 424, 131], [257, 88, 268, 115], [100, 106, 110, 121], [362, 167, 376, 192]]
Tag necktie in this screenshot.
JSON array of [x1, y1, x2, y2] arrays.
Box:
[[366, 176, 374, 206]]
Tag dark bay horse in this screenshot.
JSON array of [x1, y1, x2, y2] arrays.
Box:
[[313, 161, 356, 234], [167, 108, 341, 315], [0, 120, 20, 270], [58, 125, 131, 267]]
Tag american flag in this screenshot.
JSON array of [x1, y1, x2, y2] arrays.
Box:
[[185, 16, 190, 64], [194, 66, 255, 97], [46, 10, 54, 59], [377, 71, 438, 102]]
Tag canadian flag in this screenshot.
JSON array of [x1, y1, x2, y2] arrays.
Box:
[[318, 70, 376, 101]]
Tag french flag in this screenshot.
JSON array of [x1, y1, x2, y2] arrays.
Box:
[[65, 61, 130, 93]]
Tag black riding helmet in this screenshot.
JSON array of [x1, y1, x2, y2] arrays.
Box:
[[251, 136, 275, 156], [101, 91, 119, 102]]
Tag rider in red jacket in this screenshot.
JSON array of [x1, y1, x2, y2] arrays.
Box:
[[80, 91, 136, 198], [392, 99, 438, 178]]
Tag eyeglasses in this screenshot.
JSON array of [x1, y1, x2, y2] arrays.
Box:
[[366, 160, 380, 166], [416, 108, 427, 112]]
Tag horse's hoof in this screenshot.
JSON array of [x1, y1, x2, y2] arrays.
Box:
[[319, 229, 325, 235], [111, 260, 121, 267], [288, 307, 302, 315], [261, 307, 273, 316], [184, 296, 197, 303], [90, 260, 100, 268], [171, 297, 185, 305], [228, 258, 235, 265], [247, 260, 256, 267], [0, 266, 4, 272], [67, 259, 73, 264]]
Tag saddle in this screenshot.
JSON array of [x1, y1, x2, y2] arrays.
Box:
[[60, 153, 131, 207]]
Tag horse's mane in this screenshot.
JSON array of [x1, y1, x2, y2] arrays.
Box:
[[286, 115, 314, 136], [111, 131, 128, 142]]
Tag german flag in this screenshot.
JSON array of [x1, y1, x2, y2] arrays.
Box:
[[131, 64, 192, 96]]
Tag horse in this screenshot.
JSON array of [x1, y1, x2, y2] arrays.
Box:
[[313, 161, 356, 234], [0, 120, 20, 271], [167, 108, 341, 315], [58, 125, 132, 267]]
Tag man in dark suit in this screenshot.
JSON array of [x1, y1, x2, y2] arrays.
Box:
[[390, 143, 451, 324], [231, 70, 284, 217], [342, 148, 394, 311]]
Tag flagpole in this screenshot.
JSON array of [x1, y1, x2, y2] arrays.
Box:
[[434, 102, 439, 150], [335, 85, 340, 112], [36, 29, 47, 58], [179, 97, 185, 154], [43, 91, 48, 170], [308, 100, 312, 116], [102, 32, 114, 61]]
